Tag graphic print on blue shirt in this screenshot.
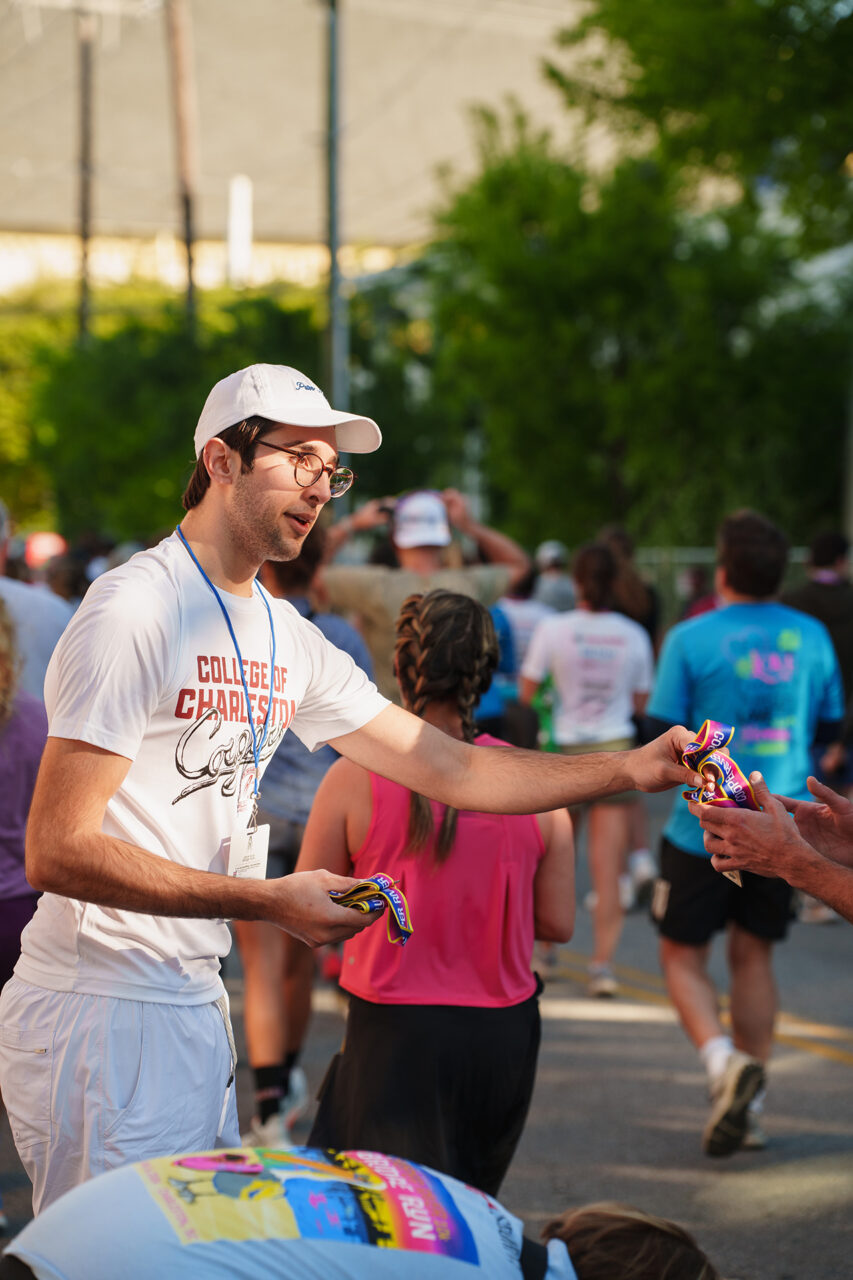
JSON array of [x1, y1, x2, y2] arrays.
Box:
[[649, 603, 843, 856]]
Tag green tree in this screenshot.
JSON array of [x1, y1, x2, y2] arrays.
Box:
[[426, 112, 852, 547], [546, 0, 853, 246], [32, 292, 323, 541]]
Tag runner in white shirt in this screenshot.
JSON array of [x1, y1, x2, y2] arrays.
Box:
[[521, 543, 654, 996], [0, 365, 700, 1215]]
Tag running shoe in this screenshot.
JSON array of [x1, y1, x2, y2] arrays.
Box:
[[587, 963, 619, 998], [702, 1051, 765, 1157], [241, 1109, 292, 1151]]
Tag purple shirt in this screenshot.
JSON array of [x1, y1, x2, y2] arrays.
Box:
[[0, 690, 48, 898]]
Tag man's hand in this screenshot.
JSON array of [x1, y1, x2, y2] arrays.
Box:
[[267, 869, 383, 946], [688, 773, 810, 880], [774, 776, 853, 868], [441, 488, 472, 532], [626, 725, 704, 794]]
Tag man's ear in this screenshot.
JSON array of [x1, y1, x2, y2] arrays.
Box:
[[202, 439, 240, 487]]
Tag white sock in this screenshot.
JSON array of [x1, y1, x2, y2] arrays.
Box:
[[700, 1034, 734, 1084]]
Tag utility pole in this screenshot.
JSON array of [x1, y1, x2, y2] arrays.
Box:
[[164, 0, 199, 330], [325, 0, 348, 408], [77, 8, 96, 341]]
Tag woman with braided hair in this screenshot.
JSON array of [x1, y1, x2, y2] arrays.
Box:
[[295, 589, 575, 1196]]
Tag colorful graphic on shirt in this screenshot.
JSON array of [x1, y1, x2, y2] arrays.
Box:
[[139, 1147, 479, 1262], [171, 653, 296, 805]]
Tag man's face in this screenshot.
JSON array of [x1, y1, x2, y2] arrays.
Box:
[[228, 422, 339, 564]]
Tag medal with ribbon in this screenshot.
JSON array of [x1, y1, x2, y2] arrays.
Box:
[[681, 720, 760, 886], [330, 872, 413, 946]]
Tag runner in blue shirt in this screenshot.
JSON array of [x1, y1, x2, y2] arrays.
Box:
[[647, 511, 843, 1159]]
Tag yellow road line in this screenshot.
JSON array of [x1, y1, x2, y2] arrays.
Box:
[[547, 948, 853, 1067]]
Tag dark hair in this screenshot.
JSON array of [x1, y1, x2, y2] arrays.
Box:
[[717, 509, 788, 598], [542, 1202, 721, 1280], [809, 530, 849, 570], [264, 522, 327, 595], [181, 416, 279, 510], [572, 543, 617, 612], [597, 523, 654, 623], [394, 590, 499, 861]]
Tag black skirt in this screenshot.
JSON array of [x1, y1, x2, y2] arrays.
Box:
[[308, 989, 542, 1197]]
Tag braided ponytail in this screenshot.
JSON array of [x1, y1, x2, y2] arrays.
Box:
[[394, 590, 499, 863]]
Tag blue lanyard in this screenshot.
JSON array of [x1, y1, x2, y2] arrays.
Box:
[[176, 526, 276, 806]]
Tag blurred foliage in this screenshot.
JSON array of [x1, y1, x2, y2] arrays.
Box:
[[347, 265, 465, 499], [29, 288, 323, 541], [546, 0, 853, 248], [0, 292, 76, 528], [424, 111, 853, 547]]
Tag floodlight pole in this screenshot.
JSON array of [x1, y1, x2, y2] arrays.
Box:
[[325, 0, 348, 408], [77, 9, 96, 341], [165, 0, 199, 331]]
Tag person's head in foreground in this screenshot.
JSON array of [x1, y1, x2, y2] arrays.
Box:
[[542, 1201, 721, 1280], [0, 1145, 721, 1280]]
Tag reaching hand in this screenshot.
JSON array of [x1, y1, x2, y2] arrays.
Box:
[[628, 726, 704, 794], [268, 869, 383, 945], [688, 773, 807, 879], [773, 776, 853, 869]]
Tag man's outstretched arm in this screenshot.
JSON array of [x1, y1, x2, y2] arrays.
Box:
[[331, 703, 702, 814], [26, 738, 379, 946]]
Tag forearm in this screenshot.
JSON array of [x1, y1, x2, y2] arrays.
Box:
[[334, 707, 692, 812], [780, 843, 853, 925], [28, 828, 271, 919], [454, 518, 528, 572]]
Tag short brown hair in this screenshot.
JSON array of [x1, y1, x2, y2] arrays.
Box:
[[181, 416, 278, 510], [717, 509, 788, 599], [542, 1202, 721, 1280]]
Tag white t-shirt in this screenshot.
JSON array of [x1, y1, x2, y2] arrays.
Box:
[[16, 533, 388, 1004], [522, 609, 653, 745], [4, 1146, 577, 1280]]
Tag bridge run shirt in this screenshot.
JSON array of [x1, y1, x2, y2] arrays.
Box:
[[15, 533, 388, 1004], [3, 1146, 577, 1280], [649, 601, 844, 857], [521, 609, 653, 745]]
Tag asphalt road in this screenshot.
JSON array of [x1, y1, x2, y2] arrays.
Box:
[[2, 791, 853, 1279]]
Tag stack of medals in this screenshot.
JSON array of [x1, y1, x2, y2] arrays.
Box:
[[331, 872, 413, 945], [681, 719, 761, 887]]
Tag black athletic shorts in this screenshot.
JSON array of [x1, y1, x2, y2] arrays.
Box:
[[651, 836, 795, 946]]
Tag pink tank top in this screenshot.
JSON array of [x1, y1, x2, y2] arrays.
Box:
[[340, 735, 546, 1008]]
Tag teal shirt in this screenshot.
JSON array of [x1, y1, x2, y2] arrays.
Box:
[[649, 602, 843, 856]]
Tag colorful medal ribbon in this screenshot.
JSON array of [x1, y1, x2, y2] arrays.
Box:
[[330, 872, 413, 946], [681, 719, 760, 811]]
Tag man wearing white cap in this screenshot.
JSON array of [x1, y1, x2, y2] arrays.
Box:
[[0, 364, 702, 1215], [323, 488, 530, 702]]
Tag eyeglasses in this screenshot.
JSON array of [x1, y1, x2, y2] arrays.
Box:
[[256, 442, 356, 498]]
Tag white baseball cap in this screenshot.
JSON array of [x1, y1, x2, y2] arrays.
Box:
[[194, 364, 382, 457], [393, 491, 451, 549]]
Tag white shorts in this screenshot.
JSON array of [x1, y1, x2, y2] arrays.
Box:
[[0, 977, 240, 1214]]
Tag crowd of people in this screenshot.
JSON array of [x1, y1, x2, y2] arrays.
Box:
[[1, 361, 852, 1278]]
